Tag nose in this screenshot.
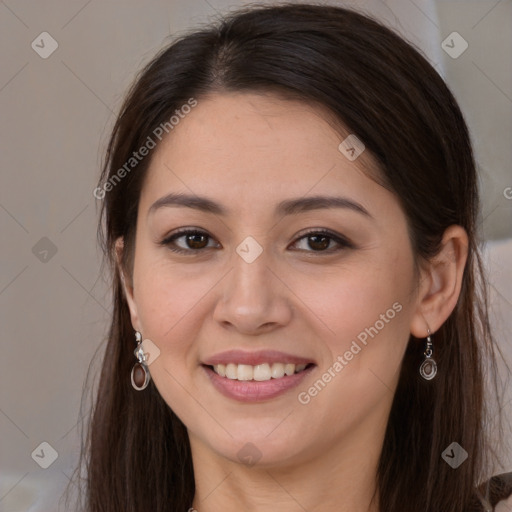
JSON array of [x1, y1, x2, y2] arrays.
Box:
[[212, 246, 293, 335]]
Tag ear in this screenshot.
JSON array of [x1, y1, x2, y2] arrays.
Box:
[[410, 225, 469, 337], [115, 236, 141, 332]]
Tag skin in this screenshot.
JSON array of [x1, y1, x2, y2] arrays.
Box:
[[116, 92, 468, 512]]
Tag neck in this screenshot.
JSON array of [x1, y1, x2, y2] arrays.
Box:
[[189, 420, 383, 512]]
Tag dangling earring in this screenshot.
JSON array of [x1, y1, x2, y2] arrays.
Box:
[[419, 328, 437, 380], [131, 331, 151, 390]]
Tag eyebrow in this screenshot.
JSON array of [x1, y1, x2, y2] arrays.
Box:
[[148, 192, 372, 219]]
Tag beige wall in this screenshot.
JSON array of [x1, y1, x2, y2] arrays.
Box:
[[1, 1, 511, 510]]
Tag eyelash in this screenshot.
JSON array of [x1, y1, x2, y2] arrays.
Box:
[[159, 228, 354, 255]]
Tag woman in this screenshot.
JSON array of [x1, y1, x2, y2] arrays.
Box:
[[67, 3, 512, 511]]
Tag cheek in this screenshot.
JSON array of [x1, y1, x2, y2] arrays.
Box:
[[299, 252, 413, 337], [132, 264, 208, 412], [295, 265, 414, 429], [133, 251, 214, 336], [292, 250, 416, 402]]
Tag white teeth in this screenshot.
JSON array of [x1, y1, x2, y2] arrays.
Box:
[[225, 363, 238, 379], [211, 362, 310, 380], [237, 364, 253, 381], [271, 363, 285, 379], [253, 363, 271, 381], [284, 363, 295, 376]]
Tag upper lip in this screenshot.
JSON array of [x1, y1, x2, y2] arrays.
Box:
[[202, 349, 316, 366]]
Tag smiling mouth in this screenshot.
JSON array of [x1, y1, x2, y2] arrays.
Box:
[[204, 362, 315, 381]]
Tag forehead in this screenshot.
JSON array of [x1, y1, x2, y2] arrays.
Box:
[[161, 92, 340, 165], [140, 91, 385, 213]]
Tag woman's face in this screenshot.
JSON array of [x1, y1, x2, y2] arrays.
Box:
[[121, 92, 423, 468]]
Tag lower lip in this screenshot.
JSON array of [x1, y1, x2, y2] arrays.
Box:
[[202, 364, 315, 402]]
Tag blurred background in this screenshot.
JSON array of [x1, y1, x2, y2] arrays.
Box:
[[1, 0, 511, 510]]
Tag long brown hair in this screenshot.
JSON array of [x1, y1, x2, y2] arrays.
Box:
[[64, 4, 509, 511]]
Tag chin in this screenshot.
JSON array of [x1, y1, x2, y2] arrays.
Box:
[[206, 429, 308, 469]]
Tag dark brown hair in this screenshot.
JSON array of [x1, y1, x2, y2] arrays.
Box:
[[65, 3, 509, 511]]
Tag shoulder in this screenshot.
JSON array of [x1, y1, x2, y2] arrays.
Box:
[[469, 472, 512, 511]]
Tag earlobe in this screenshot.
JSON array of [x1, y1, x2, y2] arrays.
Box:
[[410, 225, 469, 337], [114, 236, 140, 331]]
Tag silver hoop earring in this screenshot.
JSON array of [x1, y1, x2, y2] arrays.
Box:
[[131, 331, 151, 390], [419, 329, 437, 380]]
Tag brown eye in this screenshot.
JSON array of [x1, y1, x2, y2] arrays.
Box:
[[185, 233, 209, 249], [160, 228, 353, 256], [292, 229, 353, 253], [160, 229, 218, 254], [306, 234, 331, 251]]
